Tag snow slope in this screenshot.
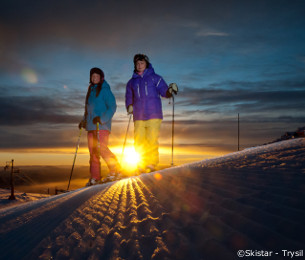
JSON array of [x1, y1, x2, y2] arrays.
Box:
[[0, 189, 50, 209], [0, 138, 304, 260]]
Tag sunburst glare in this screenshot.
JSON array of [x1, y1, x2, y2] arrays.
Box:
[[121, 147, 140, 170]]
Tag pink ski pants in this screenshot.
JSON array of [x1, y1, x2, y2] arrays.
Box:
[[87, 130, 119, 180]]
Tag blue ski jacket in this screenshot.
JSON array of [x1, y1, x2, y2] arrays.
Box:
[[84, 80, 116, 131], [125, 64, 169, 121]]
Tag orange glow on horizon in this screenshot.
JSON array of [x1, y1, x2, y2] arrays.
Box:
[[0, 144, 228, 166]]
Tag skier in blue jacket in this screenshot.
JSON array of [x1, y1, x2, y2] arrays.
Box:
[[79, 67, 120, 185], [125, 54, 178, 173]]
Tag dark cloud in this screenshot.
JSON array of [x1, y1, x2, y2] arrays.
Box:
[[2, 0, 303, 56], [0, 124, 85, 149], [177, 79, 305, 114], [160, 118, 305, 150], [0, 96, 80, 126]]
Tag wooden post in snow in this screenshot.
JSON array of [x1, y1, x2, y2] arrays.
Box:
[[238, 113, 240, 151], [9, 159, 16, 200]]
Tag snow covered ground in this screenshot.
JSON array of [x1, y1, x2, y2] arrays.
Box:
[[0, 138, 304, 259], [0, 189, 50, 209]]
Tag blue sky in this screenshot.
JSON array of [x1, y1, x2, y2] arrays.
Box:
[[0, 0, 305, 164]]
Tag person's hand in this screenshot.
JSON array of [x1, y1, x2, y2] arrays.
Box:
[[168, 83, 178, 95], [127, 105, 133, 115], [93, 116, 101, 125], [78, 120, 86, 129]]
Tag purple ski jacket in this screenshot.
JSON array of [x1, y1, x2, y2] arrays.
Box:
[[125, 64, 169, 121]]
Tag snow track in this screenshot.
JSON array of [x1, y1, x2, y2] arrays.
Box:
[[28, 178, 170, 259]]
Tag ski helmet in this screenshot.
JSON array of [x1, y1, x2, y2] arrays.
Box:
[[90, 67, 104, 84], [133, 54, 150, 71]]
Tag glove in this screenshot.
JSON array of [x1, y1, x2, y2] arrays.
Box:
[[93, 116, 101, 125], [127, 105, 133, 115], [168, 83, 178, 95], [78, 120, 86, 129]]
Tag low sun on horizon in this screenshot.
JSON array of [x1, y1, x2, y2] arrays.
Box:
[[120, 147, 140, 170]]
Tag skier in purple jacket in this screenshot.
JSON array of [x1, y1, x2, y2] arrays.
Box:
[[125, 54, 178, 173]]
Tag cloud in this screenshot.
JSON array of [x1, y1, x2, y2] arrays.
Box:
[[0, 96, 80, 126], [159, 117, 305, 151], [0, 124, 84, 149], [175, 79, 305, 114], [196, 30, 230, 37], [1, 1, 184, 52]]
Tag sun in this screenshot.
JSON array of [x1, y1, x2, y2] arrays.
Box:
[[121, 147, 140, 170]]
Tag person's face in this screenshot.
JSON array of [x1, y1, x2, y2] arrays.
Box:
[[136, 60, 147, 73], [91, 73, 101, 84]]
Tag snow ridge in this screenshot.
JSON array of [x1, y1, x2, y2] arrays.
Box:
[[0, 138, 304, 259]]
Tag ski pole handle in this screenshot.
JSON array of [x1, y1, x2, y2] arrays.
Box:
[[169, 83, 178, 95]]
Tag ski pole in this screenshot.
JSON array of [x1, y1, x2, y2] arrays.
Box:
[[96, 122, 100, 150], [171, 94, 175, 166], [120, 114, 132, 165], [67, 128, 82, 190], [169, 83, 178, 167], [96, 122, 102, 179]]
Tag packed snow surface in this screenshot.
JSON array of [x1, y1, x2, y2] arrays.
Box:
[[0, 138, 304, 259]]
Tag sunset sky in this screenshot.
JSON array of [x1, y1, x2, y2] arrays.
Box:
[[1, 0, 305, 166]]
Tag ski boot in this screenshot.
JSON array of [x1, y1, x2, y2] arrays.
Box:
[[114, 172, 123, 180], [86, 178, 99, 187], [101, 173, 116, 183]]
